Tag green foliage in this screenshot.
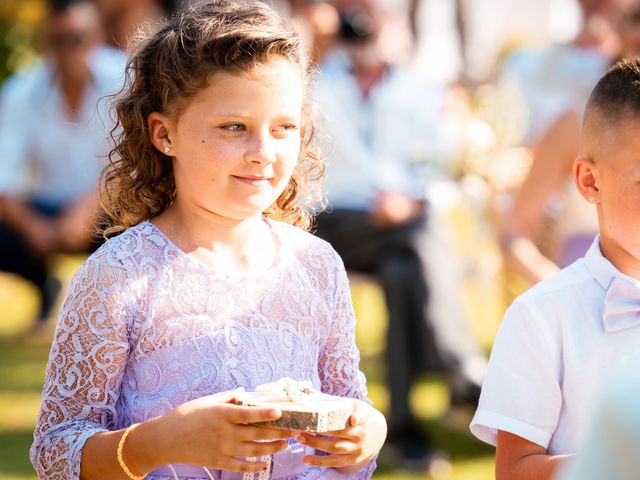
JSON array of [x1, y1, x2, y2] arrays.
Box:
[[0, 0, 43, 85], [0, 19, 37, 84]]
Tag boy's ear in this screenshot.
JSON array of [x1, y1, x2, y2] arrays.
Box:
[[574, 156, 599, 205], [147, 112, 174, 156]]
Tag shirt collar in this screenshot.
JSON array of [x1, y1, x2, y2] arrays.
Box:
[[584, 235, 640, 290]]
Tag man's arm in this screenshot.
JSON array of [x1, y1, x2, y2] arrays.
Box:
[[0, 196, 59, 255], [56, 190, 99, 252]]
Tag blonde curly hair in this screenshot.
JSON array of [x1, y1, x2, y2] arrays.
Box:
[[99, 0, 323, 237]]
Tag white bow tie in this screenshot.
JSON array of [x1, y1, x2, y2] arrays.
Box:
[[603, 276, 640, 333]]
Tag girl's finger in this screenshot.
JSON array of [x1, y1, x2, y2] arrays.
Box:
[[349, 401, 369, 427], [349, 414, 360, 427], [297, 433, 356, 454], [237, 425, 295, 441], [208, 388, 246, 404], [315, 423, 360, 436], [298, 426, 363, 442], [234, 439, 289, 457], [225, 404, 282, 424], [303, 453, 354, 468]]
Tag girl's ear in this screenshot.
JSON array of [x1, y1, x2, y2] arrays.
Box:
[[148, 112, 174, 156], [574, 156, 599, 205]]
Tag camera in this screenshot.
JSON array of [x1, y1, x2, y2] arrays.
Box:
[[338, 8, 375, 42]]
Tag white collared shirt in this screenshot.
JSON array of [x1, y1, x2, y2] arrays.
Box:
[[315, 50, 461, 211], [470, 236, 640, 454], [0, 46, 127, 207]]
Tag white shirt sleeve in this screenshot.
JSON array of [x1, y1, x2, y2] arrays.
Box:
[[0, 74, 33, 196], [470, 299, 563, 449]]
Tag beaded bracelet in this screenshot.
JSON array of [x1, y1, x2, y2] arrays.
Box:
[[117, 423, 146, 480]]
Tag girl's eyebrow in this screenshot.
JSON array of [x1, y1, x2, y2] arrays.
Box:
[[206, 112, 250, 119], [212, 112, 301, 121]]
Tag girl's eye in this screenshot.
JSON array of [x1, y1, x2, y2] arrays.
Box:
[[273, 124, 299, 135], [220, 124, 245, 132]]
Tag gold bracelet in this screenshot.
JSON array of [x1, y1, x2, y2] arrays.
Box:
[[117, 423, 146, 480]]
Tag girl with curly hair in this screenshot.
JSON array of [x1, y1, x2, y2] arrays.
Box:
[[30, 1, 386, 479]]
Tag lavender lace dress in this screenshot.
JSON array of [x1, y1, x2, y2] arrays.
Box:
[[30, 220, 376, 480]]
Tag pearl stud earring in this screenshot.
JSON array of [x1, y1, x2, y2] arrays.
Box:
[[164, 146, 172, 154]]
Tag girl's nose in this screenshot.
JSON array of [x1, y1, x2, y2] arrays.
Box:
[[244, 131, 276, 164]]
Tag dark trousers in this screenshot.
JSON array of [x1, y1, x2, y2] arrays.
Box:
[[314, 209, 442, 435], [0, 201, 102, 321]]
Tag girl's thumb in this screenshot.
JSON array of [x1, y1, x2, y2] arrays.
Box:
[[213, 387, 246, 403]]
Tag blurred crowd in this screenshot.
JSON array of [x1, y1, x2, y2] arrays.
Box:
[[2, 0, 640, 476]]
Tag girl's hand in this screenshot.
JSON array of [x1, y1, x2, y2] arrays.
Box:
[[159, 388, 295, 472], [297, 399, 387, 472]]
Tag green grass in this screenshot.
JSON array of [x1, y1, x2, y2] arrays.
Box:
[[0, 342, 50, 477], [0, 210, 503, 480]]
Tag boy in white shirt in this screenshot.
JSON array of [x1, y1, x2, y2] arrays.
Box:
[[470, 57, 640, 479]]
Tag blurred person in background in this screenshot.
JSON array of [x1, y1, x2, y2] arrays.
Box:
[[313, 0, 486, 468], [408, 0, 472, 80], [0, 0, 126, 331], [94, 0, 180, 50], [496, 0, 636, 286], [271, 0, 341, 65]]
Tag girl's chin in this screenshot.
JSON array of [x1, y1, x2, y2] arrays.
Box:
[[222, 207, 274, 222]]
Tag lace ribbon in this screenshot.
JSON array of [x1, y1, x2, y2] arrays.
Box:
[[149, 442, 309, 479], [243, 378, 316, 403]]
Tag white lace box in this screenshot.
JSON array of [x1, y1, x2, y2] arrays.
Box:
[[234, 392, 354, 432]]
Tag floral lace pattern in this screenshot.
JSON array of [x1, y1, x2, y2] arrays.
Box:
[[30, 220, 374, 480]]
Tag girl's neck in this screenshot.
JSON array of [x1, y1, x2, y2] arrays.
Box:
[[152, 204, 277, 275]]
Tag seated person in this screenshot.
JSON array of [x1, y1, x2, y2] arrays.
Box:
[[94, 0, 179, 50], [496, 0, 628, 285], [0, 0, 126, 327], [314, 0, 486, 466]]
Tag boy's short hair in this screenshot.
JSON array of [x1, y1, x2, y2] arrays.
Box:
[[586, 58, 640, 122]]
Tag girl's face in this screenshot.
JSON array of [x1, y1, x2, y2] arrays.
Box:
[[162, 59, 303, 223]]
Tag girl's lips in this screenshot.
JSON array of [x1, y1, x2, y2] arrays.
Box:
[[232, 175, 271, 184]]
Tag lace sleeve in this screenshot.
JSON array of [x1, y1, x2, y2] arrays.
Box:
[[315, 249, 376, 480], [318, 249, 368, 400], [30, 252, 133, 480]]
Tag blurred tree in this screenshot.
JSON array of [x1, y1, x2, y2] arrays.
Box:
[[0, 0, 45, 84]]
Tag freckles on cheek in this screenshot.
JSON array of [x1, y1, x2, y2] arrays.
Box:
[[210, 159, 219, 183]]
